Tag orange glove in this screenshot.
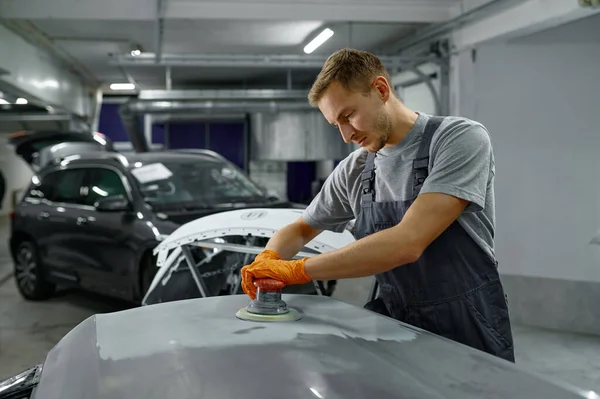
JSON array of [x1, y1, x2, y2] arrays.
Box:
[[241, 250, 311, 299]]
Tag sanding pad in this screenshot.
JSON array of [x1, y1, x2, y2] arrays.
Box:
[[235, 307, 303, 322]]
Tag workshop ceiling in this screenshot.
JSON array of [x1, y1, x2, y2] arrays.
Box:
[[0, 0, 470, 91]]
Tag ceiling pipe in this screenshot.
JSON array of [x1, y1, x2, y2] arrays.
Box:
[[121, 100, 314, 115], [386, 0, 514, 54], [154, 0, 164, 63], [108, 53, 438, 69], [137, 89, 309, 101]]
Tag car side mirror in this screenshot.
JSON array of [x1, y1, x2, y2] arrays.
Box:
[[95, 195, 131, 212]]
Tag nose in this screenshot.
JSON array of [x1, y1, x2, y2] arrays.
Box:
[[338, 124, 354, 143]]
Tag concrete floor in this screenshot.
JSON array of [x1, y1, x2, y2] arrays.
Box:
[[1, 213, 600, 392]]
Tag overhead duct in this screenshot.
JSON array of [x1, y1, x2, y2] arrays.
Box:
[[137, 89, 309, 101], [118, 90, 344, 158], [123, 100, 313, 115], [109, 53, 435, 69], [118, 105, 149, 152], [250, 111, 352, 162], [0, 112, 90, 132]]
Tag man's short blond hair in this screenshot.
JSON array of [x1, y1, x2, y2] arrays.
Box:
[[308, 48, 393, 107]]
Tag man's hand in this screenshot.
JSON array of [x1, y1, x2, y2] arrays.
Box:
[[241, 250, 311, 299]]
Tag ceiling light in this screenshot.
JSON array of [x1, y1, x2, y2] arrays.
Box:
[[304, 28, 334, 54], [0, 99, 8, 105], [110, 83, 136, 91], [16, 98, 28, 104]]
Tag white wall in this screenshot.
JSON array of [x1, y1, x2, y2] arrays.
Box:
[[455, 13, 600, 282], [393, 62, 441, 115], [0, 134, 34, 215]]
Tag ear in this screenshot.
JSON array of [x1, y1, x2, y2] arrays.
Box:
[[372, 76, 391, 102]]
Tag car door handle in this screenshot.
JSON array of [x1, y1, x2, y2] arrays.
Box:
[[76, 216, 88, 225], [38, 212, 49, 220]]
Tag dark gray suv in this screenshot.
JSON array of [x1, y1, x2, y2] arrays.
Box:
[[9, 149, 297, 303]]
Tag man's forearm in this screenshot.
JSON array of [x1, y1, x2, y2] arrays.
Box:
[[264, 223, 312, 260], [303, 225, 421, 280]]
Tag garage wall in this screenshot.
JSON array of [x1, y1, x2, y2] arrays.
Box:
[[393, 62, 441, 115], [454, 14, 600, 334]]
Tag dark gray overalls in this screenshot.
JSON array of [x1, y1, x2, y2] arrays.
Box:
[[355, 117, 515, 362]]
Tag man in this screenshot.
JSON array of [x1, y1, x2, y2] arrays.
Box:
[[241, 48, 515, 362]]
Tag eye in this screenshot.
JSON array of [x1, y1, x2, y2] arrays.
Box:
[[345, 112, 354, 119]]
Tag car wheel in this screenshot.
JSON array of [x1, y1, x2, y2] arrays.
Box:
[[14, 241, 56, 300]]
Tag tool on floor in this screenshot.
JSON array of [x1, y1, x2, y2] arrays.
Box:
[[235, 278, 302, 322]]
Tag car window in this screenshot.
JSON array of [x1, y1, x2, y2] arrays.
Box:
[[46, 169, 87, 205], [132, 160, 266, 209], [86, 168, 127, 207], [27, 173, 57, 200]]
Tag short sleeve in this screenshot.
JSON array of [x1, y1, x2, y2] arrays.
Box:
[[420, 120, 493, 213], [302, 158, 356, 233]]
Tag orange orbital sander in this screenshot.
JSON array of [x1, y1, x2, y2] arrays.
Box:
[[236, 278, 302, 322]]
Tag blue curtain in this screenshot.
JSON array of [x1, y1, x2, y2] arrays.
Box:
[[287, 162, 316, 204], [97, 104, 129, 142], [208, 122, 245, 170], [167, 123, 207, 149]]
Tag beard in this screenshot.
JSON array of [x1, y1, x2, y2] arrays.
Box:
[[373, 110, 392, 151]]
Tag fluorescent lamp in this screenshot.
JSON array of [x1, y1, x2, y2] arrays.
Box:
[[16, 98, 28, 104], [304, 28, 334, 54], [0, 99, 8, 105], [110, 83, 135, 91]]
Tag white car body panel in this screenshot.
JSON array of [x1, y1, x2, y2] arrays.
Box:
[[153, 208, 355, 260], [143, 208, 356, 305]]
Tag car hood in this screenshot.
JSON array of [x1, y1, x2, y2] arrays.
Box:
[[30, 294, 588, 399]]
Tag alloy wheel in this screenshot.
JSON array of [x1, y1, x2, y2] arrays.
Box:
[[15, 245, 38, 296]]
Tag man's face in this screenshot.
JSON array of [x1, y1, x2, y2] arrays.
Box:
[[317, 80, 392, 152]]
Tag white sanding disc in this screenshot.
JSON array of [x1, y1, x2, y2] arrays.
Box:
[[235, 307, 303, 322]]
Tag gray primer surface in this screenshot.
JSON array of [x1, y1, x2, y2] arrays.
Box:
[[33, 295, 590, 399]]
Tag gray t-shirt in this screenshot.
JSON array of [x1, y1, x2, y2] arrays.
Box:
[[302, 112, 496, 261]]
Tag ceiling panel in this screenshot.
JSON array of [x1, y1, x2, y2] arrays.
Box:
[[33, 20, 155, 51], [31, 16, 427, 89]]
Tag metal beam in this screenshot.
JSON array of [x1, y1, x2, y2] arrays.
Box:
[[0, 0, 453, 23], [165, 67, 172, 90], [452, 0, 600, 51], [384, 0, 515, 54], [109, 53, 436, 69], [0, 113, 72, 122], [154, 0, 164, 62], [138, 89, 309, 101], [151, 114, 246, 123]]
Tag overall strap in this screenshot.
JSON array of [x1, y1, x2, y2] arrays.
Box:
[[360, 151, 377, 208], [413, 116, 445, 197]]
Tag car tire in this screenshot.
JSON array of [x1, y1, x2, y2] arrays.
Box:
[[13, 240, 56, 301]]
